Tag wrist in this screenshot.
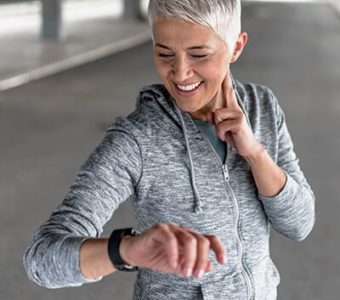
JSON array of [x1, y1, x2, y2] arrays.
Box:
[[119, 235, 137, 267], [244, 143, 266, 166], [244, 143, 286, 197], [80, 238, 114, 279], [107, 228, 139, 271]]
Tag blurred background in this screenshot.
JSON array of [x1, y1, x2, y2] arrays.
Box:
[[0, 0, 339, 299]]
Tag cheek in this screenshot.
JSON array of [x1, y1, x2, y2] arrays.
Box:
[[203, 67, 227, 92], [198, 59, 228, 84], [199, 62, 228, 100], [154, 59, 170, 79]]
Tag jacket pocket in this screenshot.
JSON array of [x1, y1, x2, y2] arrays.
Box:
[[250, 255, 280, 300], [138, 270, 203, 300], [200, 272, 248, 300]]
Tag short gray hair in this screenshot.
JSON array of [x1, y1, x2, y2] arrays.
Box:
[[148, 0, 241, 53]]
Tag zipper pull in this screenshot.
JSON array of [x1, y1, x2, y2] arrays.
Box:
[[222, 165, 229, 181]]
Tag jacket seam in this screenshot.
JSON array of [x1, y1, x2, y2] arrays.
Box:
[[108, 128, 144, 191]]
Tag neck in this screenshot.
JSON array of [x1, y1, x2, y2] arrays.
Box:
[[188, 89, 223, 121]]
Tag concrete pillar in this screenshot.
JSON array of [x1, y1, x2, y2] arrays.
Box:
[[41, 0, 62, 39], [123, 0, 140, 20]]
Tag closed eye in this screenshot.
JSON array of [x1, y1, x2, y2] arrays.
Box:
[[191, 54, 208, 59], [158, 53, 174, 58]]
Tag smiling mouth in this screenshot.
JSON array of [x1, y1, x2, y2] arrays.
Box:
[[176, 81, 203, 92]]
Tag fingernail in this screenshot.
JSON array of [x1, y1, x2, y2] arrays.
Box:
[[198, 269, 204, 279], [186, 268, 192, 278]]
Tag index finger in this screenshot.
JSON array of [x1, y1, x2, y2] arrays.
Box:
[[180, 226, 226, 265], [222, 71, 238, 109], [204, 234, 227, 265]]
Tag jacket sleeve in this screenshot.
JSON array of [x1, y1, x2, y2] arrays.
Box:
[[258, 90, 315, 241], [23, 126, 142, 288]]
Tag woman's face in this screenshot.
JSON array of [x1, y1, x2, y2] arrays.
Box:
[[153, 17, 231, 120]]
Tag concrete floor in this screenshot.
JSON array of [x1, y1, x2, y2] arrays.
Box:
[[0, 2, 339, 300]]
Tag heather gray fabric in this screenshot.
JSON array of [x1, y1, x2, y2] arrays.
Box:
[[23, 76, 315, 300]]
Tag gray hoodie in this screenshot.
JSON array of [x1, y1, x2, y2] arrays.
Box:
[[24, 77, 315, 300]]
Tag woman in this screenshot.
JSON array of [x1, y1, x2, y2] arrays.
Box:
[[24, 0, 315, 299]]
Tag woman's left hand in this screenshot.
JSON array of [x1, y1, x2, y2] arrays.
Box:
[[208, 70, 262, 158], [207, 70, 287, 197]]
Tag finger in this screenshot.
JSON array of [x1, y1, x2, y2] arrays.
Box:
[[222, 71, 239, 109], [205, 261, 214, 273], [214, 109, 240, 125], [152, 224, 179, 270], [172, 226, 197, 278], [215, 118, 242, 142], [173, 255, 185, 274], [179, 226, 210, 279], [180, 232, 214, 273], [204, 235, 227, 265], [193, 235, 210, 279]]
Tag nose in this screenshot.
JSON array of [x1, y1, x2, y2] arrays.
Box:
[[171, 56, 193, 83]]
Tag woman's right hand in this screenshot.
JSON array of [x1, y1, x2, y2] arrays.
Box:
[[119, 223, 227, 279]]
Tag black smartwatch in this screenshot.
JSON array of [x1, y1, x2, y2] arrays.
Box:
[[108, 228, 139, 272]]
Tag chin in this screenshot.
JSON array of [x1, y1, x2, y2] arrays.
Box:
[[167, 86, 208, 113]]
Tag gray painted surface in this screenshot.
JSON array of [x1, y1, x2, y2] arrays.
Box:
[[0, 2, 339, 300], [123, 0, 141, 20], [41, 0, 61, 39]]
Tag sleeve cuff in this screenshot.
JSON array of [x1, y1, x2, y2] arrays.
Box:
[[258, 172, 298, 211], [65, 236, 103, 286]]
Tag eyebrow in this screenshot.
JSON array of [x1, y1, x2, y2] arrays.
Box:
[[155, 43, 210, 50]]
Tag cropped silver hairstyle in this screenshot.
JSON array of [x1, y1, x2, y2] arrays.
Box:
[[148, 0, 241, 54]]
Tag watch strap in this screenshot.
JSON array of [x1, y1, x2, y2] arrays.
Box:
[[108, 228, 139, 272]]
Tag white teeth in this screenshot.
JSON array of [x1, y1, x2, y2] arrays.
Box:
[[177, 81, 202, 91]]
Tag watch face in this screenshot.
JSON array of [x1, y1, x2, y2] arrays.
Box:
[[117, 264, 139, 272], [120, 265, 134, 269], [130, 228, 139, 236]]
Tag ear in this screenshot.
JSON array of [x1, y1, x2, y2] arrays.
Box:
[[230, 31, 248, 63]]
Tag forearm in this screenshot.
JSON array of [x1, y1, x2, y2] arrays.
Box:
[[244, 144, 315, 241], [79, 238, 117, 279], [245, 144, 286, 197]]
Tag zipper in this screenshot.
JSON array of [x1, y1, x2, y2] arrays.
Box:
[[200, 133, 253, 299], [222, 163, 253, 300]]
